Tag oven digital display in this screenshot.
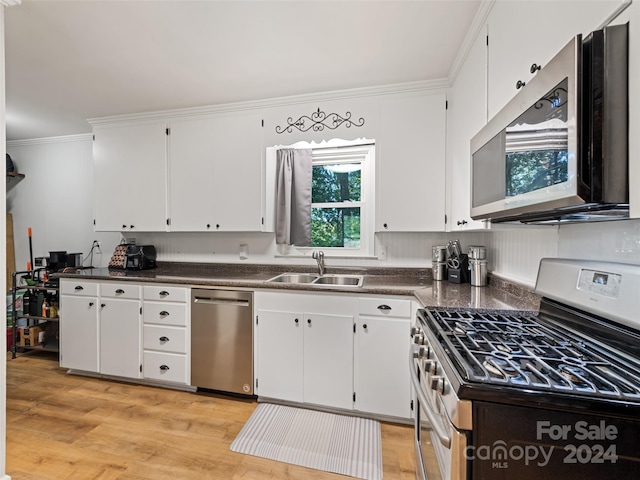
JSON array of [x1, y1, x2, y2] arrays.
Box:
[[593, 273, 609, 285], [577, 269, 621, 298]]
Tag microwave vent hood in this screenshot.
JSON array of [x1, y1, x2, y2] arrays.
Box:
[[470, 23, 628, 225]]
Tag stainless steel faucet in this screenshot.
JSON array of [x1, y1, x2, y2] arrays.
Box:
[[312, 250, 325, 275]]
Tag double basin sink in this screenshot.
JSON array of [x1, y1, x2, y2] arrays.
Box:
[[266, 272, 364, 288]]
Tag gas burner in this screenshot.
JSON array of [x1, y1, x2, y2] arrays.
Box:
[[453, 322, 474, 335], [495, 343, 520, 355], [483, 357, 520, 380], [559, 364, 589, 386]]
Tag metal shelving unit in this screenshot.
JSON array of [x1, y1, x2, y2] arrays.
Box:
[[10, 269, 59, 359]]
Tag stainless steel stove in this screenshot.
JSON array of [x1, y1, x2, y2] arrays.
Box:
[[411, 258, 640, 480]]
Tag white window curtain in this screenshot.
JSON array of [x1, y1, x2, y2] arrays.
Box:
[[275, 148, 313, 246]]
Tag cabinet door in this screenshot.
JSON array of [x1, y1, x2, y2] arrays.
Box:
[[355, 316, 411, 418], [303, 313, 354, 410], [447, 29, 490, 231], [168, 113, 263, 231], [99, 298, 141, 378], [256, 309, 303, 402], [378, 93, 447, 232], [487, 1, 625, 119], [93, 122, 167, 232], [59, 295, 99, 372]]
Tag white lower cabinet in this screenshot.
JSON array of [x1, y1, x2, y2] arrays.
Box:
[[255, 291, 356, 410], [142, 285, 190, 385], [254, 309, 303, 402], [59, 280, 100, 373], [255, 291, 412, 418], [355, 297, 413, 418], [99, 283, 142, 379], [60, 280, 190, 387]]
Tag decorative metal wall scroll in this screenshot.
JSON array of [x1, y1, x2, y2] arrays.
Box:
[[275, 107, 365, 134]]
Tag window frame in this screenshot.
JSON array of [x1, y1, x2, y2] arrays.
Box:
[[270, 138, 376, 257]]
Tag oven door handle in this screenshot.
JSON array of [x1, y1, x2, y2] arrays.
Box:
[[409, 345, 452, 449]]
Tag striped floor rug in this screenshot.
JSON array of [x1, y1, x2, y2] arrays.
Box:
[[230, 403, 383, 480]]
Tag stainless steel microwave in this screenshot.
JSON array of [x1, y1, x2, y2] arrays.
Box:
[[470, 23, 628, 223]]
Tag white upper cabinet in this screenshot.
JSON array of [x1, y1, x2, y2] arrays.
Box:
[[486, 0, 627, 120], [168, 113, 263, 231], [377, 92, 447, 232], [447, 28, 490, 231], [93, 122, 168, 232]]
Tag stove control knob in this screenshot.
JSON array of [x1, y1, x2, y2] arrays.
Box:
[[410, 326, 422, 337], [413, 334, 425, 345], [417, 346, 427, 358], [429, 361, 439, 375], [430, 376, 446, 394]]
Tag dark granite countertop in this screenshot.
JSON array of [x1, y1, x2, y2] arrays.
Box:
[[55, 262, 540, 312]]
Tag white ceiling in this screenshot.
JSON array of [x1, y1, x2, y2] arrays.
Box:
[[5, 0, 482, 141]]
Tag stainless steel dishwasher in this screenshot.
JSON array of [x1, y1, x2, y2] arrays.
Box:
[[191, 289, 253, 395]]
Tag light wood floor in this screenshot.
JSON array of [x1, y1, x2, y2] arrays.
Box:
[[6, 352, 418, 479]]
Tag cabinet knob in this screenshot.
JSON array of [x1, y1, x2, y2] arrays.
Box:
[[216, 224, 220, 229], [159, 291, 169, 297], [122, 224, 127, 229], [294, 318, 299, 324], [363, 324, 368, 329], [307, 319, 311, 325], [377, 304, 391, 311], [159, 336, 169, 342], [74, 285, 84, 291], [530, 63, 542, 74], [206, 224, 211, 229], [159, 310, 169, 316], [130, 225, 134, 229], [100, 303, 106, 308], [516, 80, 526, 90], [159, 365, 170, 371], [456, 219, 468, 226], [383, 223, 388, 229], [89, 302, 94, 307], [115, 289, 125, 294]]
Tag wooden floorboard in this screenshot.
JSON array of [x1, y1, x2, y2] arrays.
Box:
[[6, 352, 420, 479]]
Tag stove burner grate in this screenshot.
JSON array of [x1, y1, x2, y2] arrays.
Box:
[[423, 308, 640, 400]]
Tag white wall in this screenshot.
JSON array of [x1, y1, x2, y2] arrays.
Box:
[[7, 135, 121, 272]]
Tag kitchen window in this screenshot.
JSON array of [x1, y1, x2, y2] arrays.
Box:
[[268, 139, 375, 257]]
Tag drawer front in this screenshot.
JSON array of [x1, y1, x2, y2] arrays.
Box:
[[143, 285, 189, 303], [143, 302, 188, 326], [359, 297, 411, 318], [143, 351, 188, 384], [100, 282, 141, 300], [143, 325, 187, 354], [59, 279, 99, 297]]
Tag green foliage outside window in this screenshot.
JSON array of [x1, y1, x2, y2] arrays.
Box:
[[311, 165, 361, 248]]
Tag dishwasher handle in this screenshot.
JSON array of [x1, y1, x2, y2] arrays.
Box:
[[193, 296, 250, 307]]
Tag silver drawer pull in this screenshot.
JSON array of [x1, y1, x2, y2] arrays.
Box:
[[159, 311, 170, 316], [377, 305, 392, 311], [159, 365, 170, 371], [159, 291, 170, 297], [159, 336, 169, 342], [74, 285, 84, 291]]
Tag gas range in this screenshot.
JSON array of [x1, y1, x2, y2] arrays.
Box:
[[411, 258, 640, 480]]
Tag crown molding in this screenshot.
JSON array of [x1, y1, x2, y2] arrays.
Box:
[[0, 0, 22, 6], [7, 133, 93, 147], [87, 79, 449, 126]]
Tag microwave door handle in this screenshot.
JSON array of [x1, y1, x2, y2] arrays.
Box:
[[409, 345, 452, 449]]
